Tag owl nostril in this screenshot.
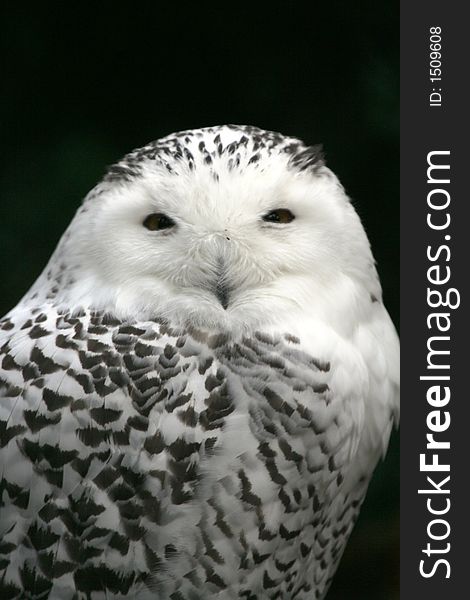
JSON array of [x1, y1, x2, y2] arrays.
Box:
[[226, 236, 231, 241]]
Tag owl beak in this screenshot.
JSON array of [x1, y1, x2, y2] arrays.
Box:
[[213, 256, 230, 310], [215, 280, 230, 310]]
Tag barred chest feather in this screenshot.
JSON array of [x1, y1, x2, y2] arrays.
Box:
[[0, 306, 379, 600]]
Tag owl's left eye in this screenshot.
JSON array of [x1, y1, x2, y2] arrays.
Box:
[[143, 213, 176, 231], [262, 209, 295, 224]]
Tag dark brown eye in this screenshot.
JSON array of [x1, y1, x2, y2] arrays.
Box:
[[143, 213, 176, 231], [262, 209, 295, 224]]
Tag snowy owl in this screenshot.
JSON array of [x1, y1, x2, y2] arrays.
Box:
[[0, 125, 399, 599]]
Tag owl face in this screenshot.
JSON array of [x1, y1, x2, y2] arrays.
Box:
[[52, 127, 376, 331]]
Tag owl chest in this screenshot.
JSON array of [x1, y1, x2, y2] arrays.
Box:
[[122, 329, 341, 507], [8, 318, 350, 595]]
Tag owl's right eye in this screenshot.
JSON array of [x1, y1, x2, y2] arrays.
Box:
[[262, 209, 295, 224], [143, 213, 176, 231]]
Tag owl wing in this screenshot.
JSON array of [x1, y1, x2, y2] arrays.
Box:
[[0, 306, 223, 598]]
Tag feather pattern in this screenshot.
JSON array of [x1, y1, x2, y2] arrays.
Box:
[[0, 125, 399, 599]]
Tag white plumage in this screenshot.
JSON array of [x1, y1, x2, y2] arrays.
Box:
[[0, 125, 399, 599]]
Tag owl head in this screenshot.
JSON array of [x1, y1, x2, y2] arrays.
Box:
[[27, 125, 380, 333]]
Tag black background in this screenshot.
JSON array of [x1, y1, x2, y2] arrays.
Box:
[[0, 3, 399, 598]]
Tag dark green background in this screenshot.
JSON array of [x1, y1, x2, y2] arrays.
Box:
[[0, 3, 399, 598]]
